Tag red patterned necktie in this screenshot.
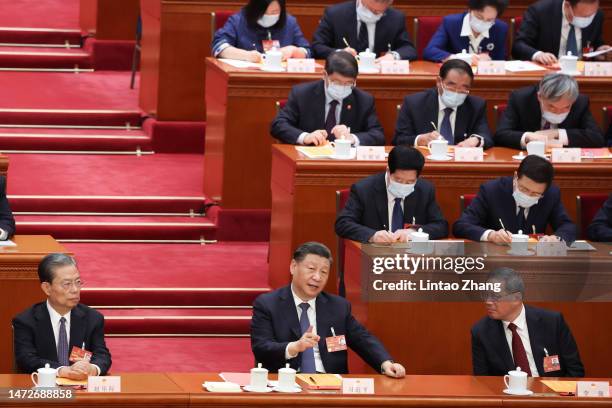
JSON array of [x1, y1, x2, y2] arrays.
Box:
[[507, 322, 532, 376]]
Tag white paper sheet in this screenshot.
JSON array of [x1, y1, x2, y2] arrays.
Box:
[[0, 239, 16, 247], [504, 60, 547, 72], [218, 58, 258, 68]]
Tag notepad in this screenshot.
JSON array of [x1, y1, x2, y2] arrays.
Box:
[[505, 61, 547, 72], [296, 374, 342, 390], [0, 239, 16, 247], [219, 372, 251, 387], [218, 59, 259, 69], [295, 145, 335, 158], [56, 377, 88, 386], [541, 380, 577, 393]]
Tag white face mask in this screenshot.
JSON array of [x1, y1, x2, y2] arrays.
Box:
[[388, 178, 415, 199], [569, 8, 596, 29], [542, 109, 569, 125], [326, 82, 353, 101], [470, 13, 494, 33], [440, 87, 468, 108], [513, 189, 540, 208], [357, 3, 383, 24], [257, 13, 280, 28]]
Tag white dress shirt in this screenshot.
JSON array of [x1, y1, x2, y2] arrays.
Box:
[[0, 228, 7, 240], [414, 95, 457, 146], [460, 13, 490, 54], [519, 118, 569, 149], [502, 305, 540, 377], [354, 0, 400, 59], [284, 286, 326, 373], [532, 1, 582, 61]]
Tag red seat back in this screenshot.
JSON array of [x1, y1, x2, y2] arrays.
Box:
[[460, 194, 476, 213], [336, 189, 350, 297], [275, 99, 287, 113], [577, 193, 608, 239], [493, 103, 507, 131], [414, 16, 443, 59], [211, 10, 234, 38]]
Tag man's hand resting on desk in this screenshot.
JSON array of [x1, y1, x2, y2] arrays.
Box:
[[488, 229, 513, 245], [304, 130, 328, 146], [381, 361, 406, 378], [369, 230, 397, 243], [533, 52, 557, 66]]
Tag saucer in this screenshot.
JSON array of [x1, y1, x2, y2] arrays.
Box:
[[260, 65, 285, 72], [512, 154, 526, 160], [243, 385, 274, 393], [358, 67, 380, 74], [272, 385, 302, 393], [330, 149, 357, 160], [506, 249, 534, 256], [560, 70, 581, 76], [426, 154, 453, 161], [503, 388, 533, 396]]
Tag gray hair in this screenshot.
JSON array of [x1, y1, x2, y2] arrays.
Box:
[[486, 267, 525, 297], [38, 253, 77, 283], [538, 73, 579, 103]]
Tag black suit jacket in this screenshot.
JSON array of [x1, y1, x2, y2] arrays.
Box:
[[587, 193, 612, 242], [0, 176, 15, 238], [335, 172, 448, 242], [270, 80, 384, 145], [13, 302, 112, 375], [251, 285, 392, 373], [512, 0, 604, 60], [311, 0, 416, 60], [452, 176, 576, 243], [472, 304, 584, 377], [495, 85, 604, 149], [392, 88, 493, 148]]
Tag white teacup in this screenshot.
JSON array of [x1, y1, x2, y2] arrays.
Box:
[[332, 138, 352, 158], [250, 363, 269, 390], [504, 367, 528, 393], [411, 228, 429, 242], [31, 364, 57, 388], [357, 50, 376, 71], [261, 49, 283, 70], [511, 231, 529, 254], [428, 139, 449, 159], [560, 52, 578, 73], [526, 141, 546, 157], [410, 228, 432, 254], [278, 363, 297, 391]]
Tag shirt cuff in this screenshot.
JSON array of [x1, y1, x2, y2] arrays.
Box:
[[480, 229, 493, 242], [470, 134, 484, 147], [351, 134, 360, 146], [531, 51, 542, 61], [214, 42, 230, 57], [414, 134, 424, 147], [520, 133, 529, 149], [558, 129, 569, 146], [285, 343, 298, 360], [297, 132, 309, 145], [0, 228, 7, 240], [92, 364, 101, 376]]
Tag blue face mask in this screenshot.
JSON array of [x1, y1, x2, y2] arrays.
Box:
[[388, 179, 415, 199], [325, 81, 353, 101], [440, 88, 468, 108]]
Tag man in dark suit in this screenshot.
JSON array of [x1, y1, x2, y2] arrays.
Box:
[[453, 155, 576, 244], [335, 146, 448, 243], [270, 50, 384, 146], [587, 193, 612, 242], [495, 73, 604, 149], [393, 59, 493, 148], [0, 175, 15, 240], [512, 0, 610, 65], [472, 267, 584, 377], [13, 253, 111, 378], [311, 0, 416, 61], [251, 242, 405, 376]]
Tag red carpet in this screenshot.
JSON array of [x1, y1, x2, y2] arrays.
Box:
[[0, 0, 79, 29], [106, 338, 254, 372], [0, 46, 91, 69]]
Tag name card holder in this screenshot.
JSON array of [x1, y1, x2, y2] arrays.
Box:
[[87, 376, 121, 393], [477, 61, 506, 75], [576, 381, 610, 397], [342, 378, 375, 394], [356, 146, 386, 161], [584, 62, 612, 77], [287, 59, 315, 73], [551, 148, 581, 163], [454, 147, 484, 162], [380, 60, 409, 75]]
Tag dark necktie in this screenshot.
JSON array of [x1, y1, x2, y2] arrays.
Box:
[[517, 207, 527, 234], [357, 21, 369, 52], [298, 303, 316, 373], [542, 121, 551, 130], [508, 323, 532, 376], [567, 25, 578, 56], [391, 197, 403, 232], [58, 317, 69, 366], [440, 107, 454, 144], [325, 100, 339, 141]]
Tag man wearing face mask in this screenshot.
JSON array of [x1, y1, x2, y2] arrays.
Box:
[[311, 0, 416, 61], [424, 0, 509, 64], [335, 146, 448, 243], [513, 0, 610, 65], [392, 59, 493, 149], [271, 51, 384, 146], [495, 73, 604, 149], [453, 155, 576, 245]]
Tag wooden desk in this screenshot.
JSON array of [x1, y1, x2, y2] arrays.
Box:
[[0, 236, 72, 373], [344, 240, 612, 377], [2, 373, 611, 407], [268, 144, 612, 290], [205, 57, 611, 210]]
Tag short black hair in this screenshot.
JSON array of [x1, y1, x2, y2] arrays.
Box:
[[388, 145, 425, 176], [293, 242, 333, 264], [468, 0, 508, 16], [244, 0, 286, 30], [567, 0, 598, 6], [517, 155, 554, 189], [439, 59, 474, 81], [325, 51, 358, 79], [38, 253, 77, 284]]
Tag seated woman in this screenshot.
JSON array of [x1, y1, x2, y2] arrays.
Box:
[[423, 0, 508, 64], [212, 0, 311, 63]]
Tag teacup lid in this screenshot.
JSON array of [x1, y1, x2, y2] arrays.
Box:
[[412, 228, 429, 237], [562, 51, 578, 60], [509, 366, 528, 376], [360, 48, 375, 56], [279, 363, 296, 373], [39, 363, 56, 373], [251, 363, 268, 372], [266, 48, 282, 55], [512, 230, 528, 238]]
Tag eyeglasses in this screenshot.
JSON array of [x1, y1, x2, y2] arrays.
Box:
[[515, 181, 544, 198], [480, 291, 519, 302], [56, 280, 84, 291], [442, 82, 471, 95]]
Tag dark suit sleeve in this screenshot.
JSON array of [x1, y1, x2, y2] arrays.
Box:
[[471, 327, 489, 375], [392, 16, 417, 61], [311, 8, 337, 59], [392, 97, 418, 146], [270, 87, 306, 144], [13, 316, 59, 374], [452, 184, 490, 241], [472, 100, 494, 149], [421, 185, 449, 239], [587, 196, 612, 242], [491, 23, 508, 61], [494, 93, 526, 150], [512, 5, 541, 60], [557, 313, 584, 377], [344, 301, 392, 371], [423, 21, 452, 62], [250, 296, 291, 370], [0, 176, 15, 238], [289, 17, 312, 57], [335, 184, 377, 243], [354, 94, 385, 146], [565, 98, 605, 148], [89, 313, 112, 375], [547, 188, 576, 244]]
